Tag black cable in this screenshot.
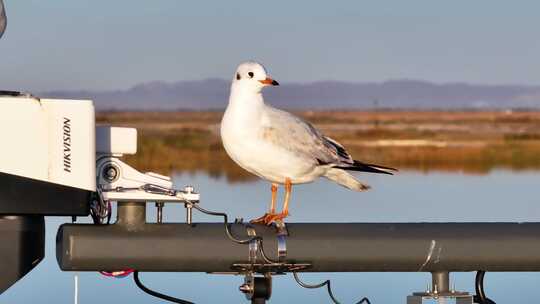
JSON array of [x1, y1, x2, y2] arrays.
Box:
[[190, 202, 277, 264], [133, 271, 194, 304], [191, 203, 259, 244], [128, 202, 277, 304], [138, 202, 371, 304], [90, 190, 111, 225], [293, 272, 371, 304], [473, 271, 496, 304]]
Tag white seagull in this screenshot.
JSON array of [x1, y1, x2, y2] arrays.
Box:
[[221, 61, 396, 225]]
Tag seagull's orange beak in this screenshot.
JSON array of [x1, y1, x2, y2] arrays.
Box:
[[259, 77, 279, 86]]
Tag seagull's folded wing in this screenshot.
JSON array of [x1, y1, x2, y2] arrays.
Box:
[[261, 108, 353, 166]]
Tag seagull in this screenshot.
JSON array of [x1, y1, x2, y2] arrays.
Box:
[[221, 61, 396, 225]]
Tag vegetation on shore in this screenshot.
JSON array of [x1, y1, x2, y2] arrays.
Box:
[[97, 110, 540, 182]]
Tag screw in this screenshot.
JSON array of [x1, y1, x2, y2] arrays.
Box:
[[156, 202, 164, 224], [103, 165, 118, 181], [184, 185, 194, 194], [186, 203, 193, 225], [239, 283, 253, 294]]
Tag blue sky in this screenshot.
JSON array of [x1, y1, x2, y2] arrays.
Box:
[[0, 0, 539, 91]]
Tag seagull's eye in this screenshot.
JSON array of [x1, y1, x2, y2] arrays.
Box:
[[248, 72, 254, 78], [236, 73, 241, 80]]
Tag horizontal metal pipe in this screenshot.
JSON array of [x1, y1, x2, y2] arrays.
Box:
[[57, 222, 540, 273]]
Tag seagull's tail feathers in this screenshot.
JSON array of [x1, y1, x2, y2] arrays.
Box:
[[324, 168, 371, 192], [335, 160, 397, 175]]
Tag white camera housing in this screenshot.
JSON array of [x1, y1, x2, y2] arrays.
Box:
[[0, 94, 96, 192]]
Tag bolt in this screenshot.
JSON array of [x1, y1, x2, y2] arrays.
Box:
[[185, 203, 193, 225], [184, 185, 194, 193], [239, 284, 253, 294], [156, 202, 164, 224], [103, 165, 118, 181]]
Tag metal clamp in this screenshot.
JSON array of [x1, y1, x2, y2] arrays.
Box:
[[231, 262, 311, 275], [274, 221, 288, 262], [229, 220, 311, 275], [246, 225, 259, 264]]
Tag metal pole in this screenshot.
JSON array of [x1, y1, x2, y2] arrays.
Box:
[[185, 204, 193, 225], [57, 222, 540, 273], [116, 202, 145, 230], [432, 271, 449, 293]]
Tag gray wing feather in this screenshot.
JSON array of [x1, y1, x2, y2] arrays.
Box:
[[260, 108, 353, 166]]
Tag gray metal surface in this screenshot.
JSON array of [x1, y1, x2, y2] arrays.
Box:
[[407, 295, 473, 304], [0, 216, 44, 293], [431, 271, 450, 292], [57, 222, 540, 272]]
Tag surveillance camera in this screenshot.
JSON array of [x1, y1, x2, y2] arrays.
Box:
[[0, 92, 99, 293], [0, 92, 96, 215]]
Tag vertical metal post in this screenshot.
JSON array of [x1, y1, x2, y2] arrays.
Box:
[[183, 185, 195, 225], [432, 271, 450, 293], [185, 203, 193, 225], [117, 202, 146, 230], [408, 271, 472, 303], [155, 202, 164, 224], [73, 273, 79, 304]]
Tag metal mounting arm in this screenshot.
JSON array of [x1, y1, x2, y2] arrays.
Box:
[[96, 156, 200, 203]]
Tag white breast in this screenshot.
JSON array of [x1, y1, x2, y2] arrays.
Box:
[[221, 104, 322, 184]]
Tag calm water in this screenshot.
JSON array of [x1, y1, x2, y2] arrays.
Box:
[[3, 170, 540, 303]]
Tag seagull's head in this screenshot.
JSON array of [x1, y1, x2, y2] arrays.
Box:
[[232, 61, 279, 94]]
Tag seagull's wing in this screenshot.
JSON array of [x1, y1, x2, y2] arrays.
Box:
[[261, 107, 396, 174], [261, 107, 354, 165]]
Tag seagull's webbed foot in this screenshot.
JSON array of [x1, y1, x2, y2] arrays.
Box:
[[262, 211, 289, 226], [249, 213, 276, 225]]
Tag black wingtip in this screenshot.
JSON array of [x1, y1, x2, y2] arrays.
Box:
[[335, 160, 397, 175]]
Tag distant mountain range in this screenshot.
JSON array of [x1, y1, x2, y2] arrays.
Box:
[[42, 79, 540, 111]]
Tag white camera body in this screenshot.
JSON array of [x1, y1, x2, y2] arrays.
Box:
[[0, 95, 96, 192]]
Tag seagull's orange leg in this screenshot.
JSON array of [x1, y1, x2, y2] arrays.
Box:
[[269, 183, 278, 214], [264, 178, 292, 225], [250, 183, 278, 224]]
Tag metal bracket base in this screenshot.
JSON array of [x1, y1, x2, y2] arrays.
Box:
[[231, 263, 312, 275], [407, 293, 473, 304]]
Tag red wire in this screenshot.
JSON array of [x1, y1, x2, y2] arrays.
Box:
[[99, 269, 135, 278]]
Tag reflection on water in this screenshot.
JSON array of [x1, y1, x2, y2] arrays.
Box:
[[126, 146, 540, 184], [174, 170, 540, 223], [2, 171, 540, 303]]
